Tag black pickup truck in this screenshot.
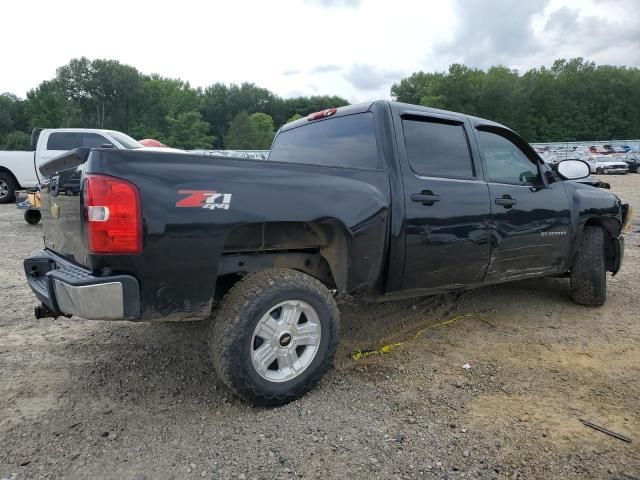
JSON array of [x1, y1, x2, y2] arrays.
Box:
[[24, 101, 632, 405]]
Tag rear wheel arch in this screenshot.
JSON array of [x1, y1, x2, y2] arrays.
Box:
[[220, 220, 351, 292], [0, 166, 20, 184], [573, 217, 620, 273]]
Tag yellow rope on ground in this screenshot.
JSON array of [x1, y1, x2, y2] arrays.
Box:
[[351, 312, 479, 361]]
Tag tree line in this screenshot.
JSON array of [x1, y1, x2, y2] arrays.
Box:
[[392, 58, 640, 142], [1, 57, 639, 150], [0, 57, 347, 151]]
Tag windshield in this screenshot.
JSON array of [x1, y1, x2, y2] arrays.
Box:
[[108, 131, 142, 149], [596, 158, 610, 163]]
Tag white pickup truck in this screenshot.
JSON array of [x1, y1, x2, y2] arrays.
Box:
[[0, 128, 142, 203]]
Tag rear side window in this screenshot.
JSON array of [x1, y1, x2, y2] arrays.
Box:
[[82, 133, 112, 148], [269, 113, 379, 169], [47, 132, 82, 150], [402, 118, 474, 178]]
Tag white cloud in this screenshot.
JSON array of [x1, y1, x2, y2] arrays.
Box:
[[304, 0, 360, 7], [344, 64, 405, 91], [0, 0, 636, 103]]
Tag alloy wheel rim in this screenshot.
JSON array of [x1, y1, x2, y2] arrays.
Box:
[[250, 300, 321, 383], [0, 180, 8, 198]]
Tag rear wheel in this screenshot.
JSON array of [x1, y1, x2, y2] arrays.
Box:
[[0, 172, 18, 204], [209, 268, 339, 406], [570, 226, 606, 306], [596, 167, 604, 175]]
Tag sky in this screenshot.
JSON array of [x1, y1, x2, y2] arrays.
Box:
[[1, 0, 639, 103]]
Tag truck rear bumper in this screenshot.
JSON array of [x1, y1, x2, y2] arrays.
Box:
[[24, 249, 140, 320]]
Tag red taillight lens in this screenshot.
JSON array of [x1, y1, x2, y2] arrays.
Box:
[[83, 174, 142, 254]]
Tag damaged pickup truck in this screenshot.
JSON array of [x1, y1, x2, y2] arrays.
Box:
[[24, 101, 632, 405]]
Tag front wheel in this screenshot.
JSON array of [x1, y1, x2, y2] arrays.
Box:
[[570, 226, 606, 306], [596, 168, 604, 175], [209, 269, 340, 406]]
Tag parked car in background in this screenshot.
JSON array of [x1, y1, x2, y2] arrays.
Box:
[[0, 128, 142, 203], [537, 150, 559, 164], [588, 145, 610, 155], [603, 145, 627, 154], [623, 153, 640, 173], [581, 154, 629, 174], [194, 150, 270, 160], [555, 150, 583, 161]]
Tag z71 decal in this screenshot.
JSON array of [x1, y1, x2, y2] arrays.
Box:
[[176, 190, 232, 210]]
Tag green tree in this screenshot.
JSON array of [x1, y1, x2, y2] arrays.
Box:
[[249, 112, 275, 149], [287, 113, 303, 123], [129, 75, 200, 141], [392, 57, 640, 141], [2, 131, 31, 150], [201, 82, 277, 148], [165, 111, 214, 149], [8, 56, 640, 147], [25, 80, 78, 128], [0, 94, 27, 134], [55, 57, 143, 130], [224, 111, 260, 149]]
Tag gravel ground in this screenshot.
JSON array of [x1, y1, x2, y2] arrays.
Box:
[[1, 175, 638, 480]]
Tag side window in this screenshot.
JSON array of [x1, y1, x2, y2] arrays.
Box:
[[402, 118, 474, 178], [268, 113, 379, 169], [82, 133, 112, 148], [478, 130, 541, 185], [47, 132, 81, 150]]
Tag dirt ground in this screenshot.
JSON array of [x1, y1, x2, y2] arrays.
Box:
[[1, 175, 638, 480]]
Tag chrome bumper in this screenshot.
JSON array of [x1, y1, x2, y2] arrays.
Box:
[[24, 249, 139, 320]]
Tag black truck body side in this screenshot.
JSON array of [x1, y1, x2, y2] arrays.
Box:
[[26, 100, 628, 322]]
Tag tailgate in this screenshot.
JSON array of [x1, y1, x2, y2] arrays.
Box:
[[39, 148, 90, 267]]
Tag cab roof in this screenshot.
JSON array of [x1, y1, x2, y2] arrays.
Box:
[[278, 100, 510, 133]]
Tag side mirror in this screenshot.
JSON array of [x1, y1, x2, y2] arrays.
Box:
[[555, 160, 590, 180]]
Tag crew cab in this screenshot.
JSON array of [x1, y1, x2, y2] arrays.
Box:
[[0, 128, 142, 203], [23, 101, 632, 405]]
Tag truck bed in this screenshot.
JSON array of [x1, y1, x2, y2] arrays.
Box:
[[34, 147, 391, 320]]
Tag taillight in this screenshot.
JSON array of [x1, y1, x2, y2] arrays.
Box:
[[83, 174, 142, 254], [307, 108, 337, 121]]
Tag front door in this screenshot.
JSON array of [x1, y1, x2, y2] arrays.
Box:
[[397, 113, 492, 291], [475, 128, 572, 282]]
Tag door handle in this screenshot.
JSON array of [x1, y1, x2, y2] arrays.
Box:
[[495, 196, 517, 208], [411, 192, 440, 205]]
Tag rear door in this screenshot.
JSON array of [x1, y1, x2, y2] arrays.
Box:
[[474, 127, 572, 281], [394, 111, 491, 291]]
